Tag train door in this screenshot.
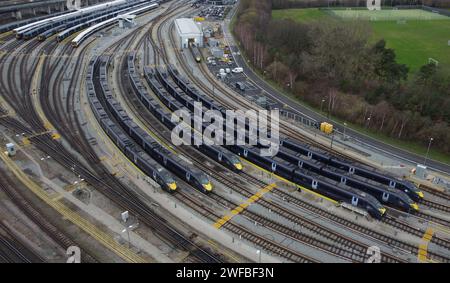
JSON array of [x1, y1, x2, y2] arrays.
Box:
[[382, 192, 390, 202], [271, 162, 277, 172]]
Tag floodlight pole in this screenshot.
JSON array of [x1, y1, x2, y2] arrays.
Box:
[[424, 137, 433, 166]]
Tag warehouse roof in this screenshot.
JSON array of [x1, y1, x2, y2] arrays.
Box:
[[174, 18, 202, 36]]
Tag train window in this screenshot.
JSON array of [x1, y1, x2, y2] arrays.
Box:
[[340, 176, 347, 184], [271, 162, 277, 171], [351, 196, 359, 206], [382, 192, 389, 202], [349, 167, 355, 174], [198, 174, 209, 185], [312, 180, 318, 189], [389, 180, 396, 188]]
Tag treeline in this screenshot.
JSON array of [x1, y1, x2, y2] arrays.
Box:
[[272, 0, 450, 9], [233, 0, 450, 154]]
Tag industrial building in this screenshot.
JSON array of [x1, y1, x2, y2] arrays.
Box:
[[174, 18, 203, 49]]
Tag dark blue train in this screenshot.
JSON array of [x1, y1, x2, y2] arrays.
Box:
[[134, 60, 242, 173], [93, 56, 213, 193], [280, 139, 424, 202], [85, 58, 177, 192], [277, 147, 418, 212], [229, 145, 386, 219], [140, 63, 386, 219]]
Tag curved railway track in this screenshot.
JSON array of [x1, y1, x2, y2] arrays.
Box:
[[1, 0, 449, 264], [0, 3, 223, 263], [143, 4, 450, 263], [106, 3, 436, 261], [0, 164, 97, 262]]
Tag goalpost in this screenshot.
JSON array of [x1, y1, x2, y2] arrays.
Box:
[[428, 58, 439, 66]]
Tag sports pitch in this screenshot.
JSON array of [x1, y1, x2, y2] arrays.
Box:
[[329, 9, 450, 21], [272, 8, 450, 72]]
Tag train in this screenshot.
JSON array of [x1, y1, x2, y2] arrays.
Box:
[[280, 139, 424, 202], [189, 42, 202, 63], [13, 1, 156, 41], [149, 63, 425, 217], [276, 147, 418, 212], [13, 0, 127, 35], [230, 145, 387, 219], [139, 65, 386, 219], [0, 11, 71, 34], [93, 56, 213, 193], [165, 64, 424, 203], [127, 54, 242, 173], [71, 2, 159, 48], [85, 58, 177, 193]]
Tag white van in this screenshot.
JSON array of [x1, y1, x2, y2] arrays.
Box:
[[232, 67, 243, 73]]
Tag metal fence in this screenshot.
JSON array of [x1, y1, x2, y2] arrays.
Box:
[[421, 5, 450, 17]]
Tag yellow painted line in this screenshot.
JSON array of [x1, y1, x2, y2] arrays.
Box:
[[240, 158, 339, 205], [0, 152, 146, 263], [213, 183, 276, 229], [0, 31, 12, 40], [418, 227, 434, 263]]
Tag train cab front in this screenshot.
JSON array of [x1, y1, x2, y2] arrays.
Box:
[[378, 207, 387, 217], [403, 180, 424, 201], [410, 202, 419, 212], [199, 175, 213, 193], [166, 180, 177, 192], [230, 155, 243, 172], [162, 173, 177, 193]]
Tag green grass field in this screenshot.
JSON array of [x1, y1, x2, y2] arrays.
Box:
[[272, 8, 450, 72], [329, 9, 450, 21]]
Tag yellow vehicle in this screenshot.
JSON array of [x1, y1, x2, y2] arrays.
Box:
[[320, 122, 333, 134]]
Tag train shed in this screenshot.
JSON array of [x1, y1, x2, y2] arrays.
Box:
[[174, 18, 203, 49]]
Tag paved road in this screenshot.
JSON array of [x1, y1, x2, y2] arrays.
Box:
[[222, 12, 450, 175]]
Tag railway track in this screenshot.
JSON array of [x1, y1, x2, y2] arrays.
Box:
[[162, 8, 450, 250], [145, 4, 450, 263], [420, 184, 450, 202], [175, 191, 317, 263], [106, 3, 416, 263], [165, 19, 359, 163], [105, 2, 342, 263], [0, 218, 45, 263], [0, 164, 97, 262], [0, 4, 223, 263]]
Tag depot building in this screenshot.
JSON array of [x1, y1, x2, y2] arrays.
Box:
[[174, 18, 203, 49]]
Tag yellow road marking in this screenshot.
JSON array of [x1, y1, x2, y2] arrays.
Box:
[[418, 227, 434, 263], [213, 183, 276, 229], [240, 158, 338, 204], [0, 152, 147, 263], [30, 54, 56, 133]]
